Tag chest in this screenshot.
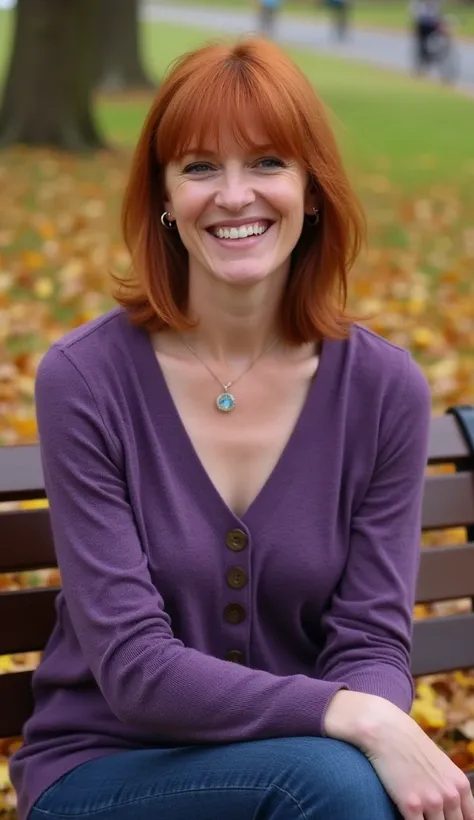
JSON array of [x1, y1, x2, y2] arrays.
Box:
[[154, 346, 319, 518]]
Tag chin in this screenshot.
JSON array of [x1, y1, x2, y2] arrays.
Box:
[[211, 261, 281, 287]]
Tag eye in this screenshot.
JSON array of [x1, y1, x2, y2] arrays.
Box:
[[183, 162, 214, 174], [255, 157, 287, 170]]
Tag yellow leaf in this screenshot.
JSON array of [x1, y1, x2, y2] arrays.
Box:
[[416, 682, 437, 704], [412, 327, 435, 349], [454, 671, 474, 688], [0, 760, 11, 790], [34, 277, 54, 299], [21, 250, 45, 270], [9, 417, 37, 438], [411, 699, 446, 729], [0, 656, 16, 673], [20, 499, 49, 510]]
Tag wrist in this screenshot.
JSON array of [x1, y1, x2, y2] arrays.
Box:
[[323, 689, 400, 754]]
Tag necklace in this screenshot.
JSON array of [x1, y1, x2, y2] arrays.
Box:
[[181, 336, 278, 413]]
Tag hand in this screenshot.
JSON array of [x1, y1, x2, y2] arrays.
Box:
[[324, 690, 474, 820], [366, 709, 474, 820]]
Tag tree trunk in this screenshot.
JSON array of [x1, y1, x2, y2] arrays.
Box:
[[97, 0, 155, 92], [0, 0, 106, 151]]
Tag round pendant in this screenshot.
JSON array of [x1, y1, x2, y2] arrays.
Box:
[[216, 392, 235, 412]]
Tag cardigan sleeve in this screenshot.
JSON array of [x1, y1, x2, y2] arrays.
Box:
[[35, 344, 346, 743], [315, 355, 431, 712]]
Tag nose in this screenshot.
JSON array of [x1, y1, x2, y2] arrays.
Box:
[[214, 169, 255, 212]]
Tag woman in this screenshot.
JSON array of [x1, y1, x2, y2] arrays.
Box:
[[10, 37, 474, 820]]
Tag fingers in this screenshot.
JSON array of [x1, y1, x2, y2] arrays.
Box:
[[420, 776, 474, 820], [400, 779, 473, 820]]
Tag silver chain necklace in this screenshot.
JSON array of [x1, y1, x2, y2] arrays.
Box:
[[181, 336, 278, 413]]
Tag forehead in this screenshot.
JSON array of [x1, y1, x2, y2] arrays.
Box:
[[177, 122, 276, 160]]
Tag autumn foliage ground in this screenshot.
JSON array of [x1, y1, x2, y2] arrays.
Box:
[[1, 17, 474, 814]]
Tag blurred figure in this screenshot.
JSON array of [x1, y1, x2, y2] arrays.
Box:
[[257, 0, 282, 38], [410, 0, 443, 71], [326, 0, 351, 41]]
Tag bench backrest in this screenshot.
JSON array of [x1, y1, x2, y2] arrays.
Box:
[[1, 415, 474, 740]]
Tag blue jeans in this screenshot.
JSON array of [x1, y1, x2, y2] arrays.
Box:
[[30, 737, 401, 820]]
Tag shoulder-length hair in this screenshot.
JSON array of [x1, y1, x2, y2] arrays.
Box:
[[114, 38, 365, 344]]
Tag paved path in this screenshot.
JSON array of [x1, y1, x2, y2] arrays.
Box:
[[143, 1, 474, 92]]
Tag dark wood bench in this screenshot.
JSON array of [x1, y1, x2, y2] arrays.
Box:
[[1, 410, 474, 789]]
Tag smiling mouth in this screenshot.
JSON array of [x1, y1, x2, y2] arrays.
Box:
[[207, 220, 273, 240]]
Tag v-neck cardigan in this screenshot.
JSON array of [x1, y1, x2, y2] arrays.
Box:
[[11, 307, 432, 820]]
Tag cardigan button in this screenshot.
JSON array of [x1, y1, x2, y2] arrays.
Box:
[[224, 603, 246, 624], [226, 567, 247, 590], [225, 529, 248, 551], [226, 649, 245, 664]]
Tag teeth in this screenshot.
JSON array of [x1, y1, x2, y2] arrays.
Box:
[[213, 223, 268, 240]]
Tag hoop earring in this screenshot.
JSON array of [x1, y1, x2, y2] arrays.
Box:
[[160, 212, 176, 229], [306, 207, 320, 226]]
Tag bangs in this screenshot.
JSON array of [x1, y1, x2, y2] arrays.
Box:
[[156, 46, 309, 163]]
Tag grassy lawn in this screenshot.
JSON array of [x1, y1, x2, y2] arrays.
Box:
[[99, 19, 474, 191], [146, 0, 474, 38], [1, 9, 474, 189]]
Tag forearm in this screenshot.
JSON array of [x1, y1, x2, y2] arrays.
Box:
[[105, 640, 346, 742]]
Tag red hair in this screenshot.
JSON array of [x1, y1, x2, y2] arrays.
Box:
[[114, 38, 365, 343]]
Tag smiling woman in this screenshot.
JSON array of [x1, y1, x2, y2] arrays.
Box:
[[10, 36, 474, 820]]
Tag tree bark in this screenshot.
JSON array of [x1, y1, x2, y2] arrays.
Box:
[[0, 0, 106, 151], [96, 0, 155, 92]]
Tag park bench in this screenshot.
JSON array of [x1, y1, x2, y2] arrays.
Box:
[[1, 407, 474, 791]]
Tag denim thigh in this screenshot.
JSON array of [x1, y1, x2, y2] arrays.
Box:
[[30, 736, 401, 820]]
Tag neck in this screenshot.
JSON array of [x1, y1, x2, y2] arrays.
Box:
[[183, 266, 287, 364]]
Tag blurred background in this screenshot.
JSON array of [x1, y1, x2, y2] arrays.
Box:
[[1, 0, 474, 813]]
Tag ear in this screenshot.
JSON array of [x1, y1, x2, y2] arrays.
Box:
[[304, 177, 318, 216]]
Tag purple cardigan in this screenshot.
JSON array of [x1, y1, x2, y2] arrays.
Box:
[[10, 308, 431, 819]]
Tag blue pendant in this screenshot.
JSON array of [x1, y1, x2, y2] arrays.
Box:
[[216, 392, 235, 412]]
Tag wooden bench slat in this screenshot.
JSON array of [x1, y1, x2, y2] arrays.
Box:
[[428, 415, 472, 466], [422, 473, 474, 530], [0, 444, 45, 502], [412, 613, 474, 677], [0, 588, 59, 655], [0, 508, 56, 572], [0, 671, 34, 738], [417, 544, 474, 602]]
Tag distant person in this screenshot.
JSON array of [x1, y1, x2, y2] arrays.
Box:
[[410, 0, 443, 70], [10, 36, 474, 820], [326, 0, 351, 40], [257, 0, 282, 38]]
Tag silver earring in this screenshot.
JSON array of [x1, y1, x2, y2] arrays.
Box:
[[160, 211, 176, 229], [306, 207, 320, 226]]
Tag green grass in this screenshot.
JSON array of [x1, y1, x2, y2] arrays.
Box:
[[145, 0, 474, 38], [1, 10, 474, 189], [95, 20, 474, 190]]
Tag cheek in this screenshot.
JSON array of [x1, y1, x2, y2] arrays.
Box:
[[173, 185, 209, 226], [267, 179, 306, 219]]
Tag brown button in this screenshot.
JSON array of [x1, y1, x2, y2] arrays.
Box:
[[226, 529, 248, 552], [224, 603, 246, 624], [226, 566, 247, 590], [226, 650, 245, 664]]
